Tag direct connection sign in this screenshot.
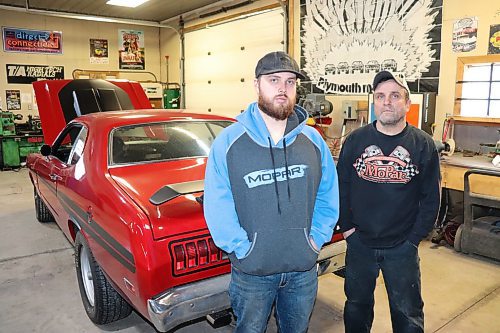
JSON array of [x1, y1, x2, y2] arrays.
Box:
[[2, 27, 63, 54]]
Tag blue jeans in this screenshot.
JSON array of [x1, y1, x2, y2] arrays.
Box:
[[343, 233, 424, 333], [229, 265, 318, 333]]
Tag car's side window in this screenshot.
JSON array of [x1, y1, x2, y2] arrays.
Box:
[[68, 127, 88, 165], [51, 125, 86, 164]]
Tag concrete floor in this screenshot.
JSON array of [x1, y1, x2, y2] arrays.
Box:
[[0, 168, 499, 333]]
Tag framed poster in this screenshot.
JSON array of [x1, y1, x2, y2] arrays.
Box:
[[118, 30, 145, 70], [6, 90, 21, 110], [90, 39, 109, 64]]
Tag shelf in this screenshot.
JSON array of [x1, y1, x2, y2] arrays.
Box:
[[448, 116, 500, 126]]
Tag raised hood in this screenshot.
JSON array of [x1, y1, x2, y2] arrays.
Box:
[[108, 159, 208, 240]]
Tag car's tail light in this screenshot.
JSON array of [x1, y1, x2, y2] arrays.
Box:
[[208, 238, 221, 262], [169, 235, 229, 276], [186, 242, 198, 268], [173, 245, 185, 271], [197, 240, 209, 265]]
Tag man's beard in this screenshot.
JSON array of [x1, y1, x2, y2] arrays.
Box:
[[258, 94, 294, 121], [378, 110, 406, 126]]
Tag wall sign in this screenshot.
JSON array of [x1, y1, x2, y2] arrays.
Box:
[[300, 0, 443, 95], [452, 17, 478, 53], [90, 39, 109, 64], [118, 29, 145, 70], [2, 27, 63, 54], [6, 64, 65, 84], [488, 24, 500, 54], [6, 90, 21, 110]]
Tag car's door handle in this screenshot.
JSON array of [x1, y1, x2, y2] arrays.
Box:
[[49, 174, 62, 181]]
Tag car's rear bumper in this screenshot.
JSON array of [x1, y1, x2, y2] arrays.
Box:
[[147, 274, 231, 332], [147, 240, 346, 332], [317, 239, 347, 275]]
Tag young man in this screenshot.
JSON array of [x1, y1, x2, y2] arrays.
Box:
[[337, 70, 441, 333], [203, 51, 339, 333]]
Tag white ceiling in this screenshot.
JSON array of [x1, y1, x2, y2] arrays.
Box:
[[0, 0, 257, 25]]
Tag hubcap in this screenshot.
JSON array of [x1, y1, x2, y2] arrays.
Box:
[[80, 245, 95, 307]]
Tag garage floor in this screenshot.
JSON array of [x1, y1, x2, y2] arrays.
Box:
[[0, 169, 499, 333]]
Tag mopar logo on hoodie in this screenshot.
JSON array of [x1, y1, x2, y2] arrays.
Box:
[[244, 164, 308, 188]]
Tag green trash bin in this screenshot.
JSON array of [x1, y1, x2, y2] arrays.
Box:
[[163, 88, 180, 109]]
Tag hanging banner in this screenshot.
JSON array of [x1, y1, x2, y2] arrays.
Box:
[[2, 27, 62, 54], [6, 90, 21, 111], [488, 24, 500, 54], [118, 29, 145, 70], [6, 64, 65, 84], [90, 39, 109, 64], [452, 17, 478, 53], [300, 0, 443, 95]]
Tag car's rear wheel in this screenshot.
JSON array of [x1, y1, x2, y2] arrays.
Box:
[[34, 187, 54, 223], [74, 232, 132, 325]]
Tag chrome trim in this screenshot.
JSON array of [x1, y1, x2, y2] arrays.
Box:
[[147, 274, 231, 332], [317, 240, 347, 276], [147, 240, 346, 331]]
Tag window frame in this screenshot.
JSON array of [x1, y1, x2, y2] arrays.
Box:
[[453, 54, 500, 125]]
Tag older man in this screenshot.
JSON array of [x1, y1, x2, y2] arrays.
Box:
[[337, 71, 441, 333]]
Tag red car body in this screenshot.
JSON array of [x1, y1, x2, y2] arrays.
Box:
[[27, 79, 346, 331]]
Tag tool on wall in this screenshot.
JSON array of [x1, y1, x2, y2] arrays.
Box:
[[435, 118, 455, 156]]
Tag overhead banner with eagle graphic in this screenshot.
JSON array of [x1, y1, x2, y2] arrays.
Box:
[[300, 0, 443, 95]]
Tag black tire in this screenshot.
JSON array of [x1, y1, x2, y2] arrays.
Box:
[[74, 232, 132, 325], [34, 187, 55, 223]]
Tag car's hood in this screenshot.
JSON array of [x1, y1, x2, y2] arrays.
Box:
[[108, 158, 208, 240]]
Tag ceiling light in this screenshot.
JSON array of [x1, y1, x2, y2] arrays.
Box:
[[106, 0, 150, 8]]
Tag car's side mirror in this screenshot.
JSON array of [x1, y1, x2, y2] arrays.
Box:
[[40, 144, 52, 157]]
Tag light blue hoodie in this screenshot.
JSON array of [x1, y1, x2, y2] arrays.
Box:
[[204, 102, 339, 275]]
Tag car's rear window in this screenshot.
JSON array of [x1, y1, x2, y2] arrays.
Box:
[[110, 120, 232, 165]]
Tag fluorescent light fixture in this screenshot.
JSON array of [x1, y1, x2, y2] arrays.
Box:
[[106, 0, 150, 8]]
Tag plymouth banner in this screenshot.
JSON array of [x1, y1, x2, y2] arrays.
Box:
[[2, 27, 62, 54], [300, 0, 443, 95]]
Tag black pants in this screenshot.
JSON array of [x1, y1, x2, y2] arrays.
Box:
[[343, 233, 424, 333]]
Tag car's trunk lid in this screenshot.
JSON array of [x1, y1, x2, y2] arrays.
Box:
[[108, 158, 207, 240]]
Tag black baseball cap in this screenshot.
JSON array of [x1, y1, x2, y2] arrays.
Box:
[[255, 51, 305, 80], [372, 70, 410, 95]]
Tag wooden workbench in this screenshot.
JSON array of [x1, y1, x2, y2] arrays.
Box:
[[440, 153, 500, 197]]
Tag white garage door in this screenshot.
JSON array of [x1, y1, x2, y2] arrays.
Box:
[[184, 8, 284, 118]]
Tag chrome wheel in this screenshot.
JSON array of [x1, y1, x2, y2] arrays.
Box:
[[80, 244, 95, 307]]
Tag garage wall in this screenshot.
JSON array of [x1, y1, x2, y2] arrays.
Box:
[[434, 0, 500, 139], [184, 8, 284, 117], [0, 9, 161, 119], [291, 0, 500, 140]]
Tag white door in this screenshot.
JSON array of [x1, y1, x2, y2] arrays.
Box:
[[184, 9, 284, 118]]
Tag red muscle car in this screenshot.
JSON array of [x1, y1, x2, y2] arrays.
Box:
[[27, 79, 346, 331]]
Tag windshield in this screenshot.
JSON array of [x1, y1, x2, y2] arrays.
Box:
[[110, 120, 232, 165]]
